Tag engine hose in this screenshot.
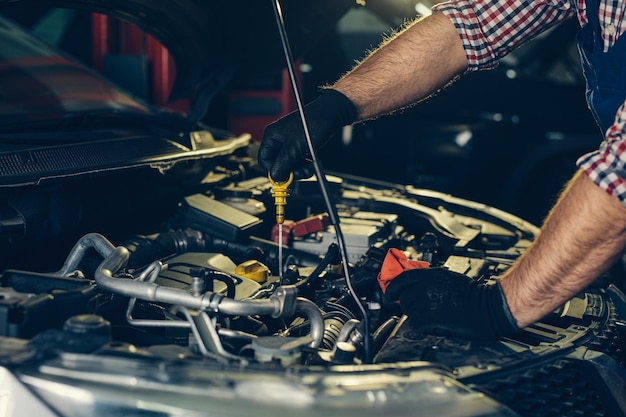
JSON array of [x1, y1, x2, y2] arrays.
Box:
[[207, 238, 265, 264], [295, 298, 324, 348], [122, 229, 206, 269], [322, 316, 346, 350], [56, 233, 117, 276], [372, 316, 401, 352], [90, 233, 324, 347]]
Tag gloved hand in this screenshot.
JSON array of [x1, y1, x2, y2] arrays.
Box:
[[258, 89, 358, 182], [384, 267, 519, 340]]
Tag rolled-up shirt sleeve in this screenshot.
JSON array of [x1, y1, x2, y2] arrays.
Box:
[[433, 0, 575, 71], [577, 102, 626, 205]]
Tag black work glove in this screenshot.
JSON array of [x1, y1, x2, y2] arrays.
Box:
[[258, 89, 358, 182], [385, 268, 519, 340]]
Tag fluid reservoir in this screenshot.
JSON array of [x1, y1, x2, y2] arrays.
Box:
[[251, 336, 306, 365]]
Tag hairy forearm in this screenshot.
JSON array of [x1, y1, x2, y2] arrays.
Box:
[[332, 11, 468, 120], [500, 171, 626, 327]]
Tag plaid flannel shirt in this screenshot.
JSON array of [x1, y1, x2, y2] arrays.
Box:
[[434, 0, 626, 205]]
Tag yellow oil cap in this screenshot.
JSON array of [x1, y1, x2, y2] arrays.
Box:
[[235, 260, 270, 283]]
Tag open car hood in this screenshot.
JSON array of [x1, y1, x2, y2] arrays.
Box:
[[0, 0, 356, 108]]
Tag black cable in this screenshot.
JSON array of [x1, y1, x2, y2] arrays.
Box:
[[325, 301, 357, 320], [269, 0, 373, 363]]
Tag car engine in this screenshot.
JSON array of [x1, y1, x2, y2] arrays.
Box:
[[1, 149, 625, 417]]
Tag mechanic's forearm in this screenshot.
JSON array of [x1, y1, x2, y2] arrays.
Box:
[[332, 11, 467, 120], [500, 171, 626, 328]]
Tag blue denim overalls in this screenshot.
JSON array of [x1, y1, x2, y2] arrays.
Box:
[[577, 0, 626, 134]]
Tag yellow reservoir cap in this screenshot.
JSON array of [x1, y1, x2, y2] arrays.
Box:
[[235, 259, 270, 283]]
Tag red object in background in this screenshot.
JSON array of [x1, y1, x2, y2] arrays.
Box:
[[91, 13, 189, 114], [271, 220, 295, 246], [92, 14, 301, 136], [228, 62, 302, 142], [292, 213, 331, 237]]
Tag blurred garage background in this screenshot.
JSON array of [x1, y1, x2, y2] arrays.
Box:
[[0, 0, 602, 227]]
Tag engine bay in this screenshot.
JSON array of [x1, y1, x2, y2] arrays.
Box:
[[1, 152, 626, 417]]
